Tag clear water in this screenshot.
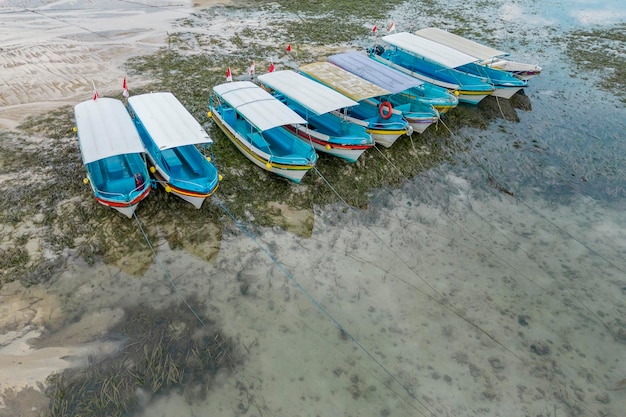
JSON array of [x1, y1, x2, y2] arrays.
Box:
[[3, 1, 626, 416]]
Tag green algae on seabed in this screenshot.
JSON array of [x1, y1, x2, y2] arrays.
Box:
[[44, 300, 239, 417], [0, 0, 531, 288], [565, 23, 626, 103]]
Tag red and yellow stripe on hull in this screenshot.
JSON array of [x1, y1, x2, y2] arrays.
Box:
[[96, 186, 151, 208], [284, 125, 371, 151], [151, 170, 219, 199]]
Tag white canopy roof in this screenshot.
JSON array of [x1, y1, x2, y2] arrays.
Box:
[[414, 27, 508, 61], [298, 62, 391, 102], [382, 32, 479, 69], [257, 70, 358, 115], [74, 97, 145, 165], [128, 92, 212, 150], [213, 81, 306, 132]]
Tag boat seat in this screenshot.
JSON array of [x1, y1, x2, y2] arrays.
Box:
[[162, 149, 182, 174], [105, 157, 125, 180], [107, 177, 136, 195], [249, 132, 270, 151], [174, 146, 202, 175], [222, 107, 237, 127]]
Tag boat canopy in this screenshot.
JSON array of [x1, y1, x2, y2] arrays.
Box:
[[128, 92, 212, 150], [213, 81, 306, 132], [257, 70, 358, 115], [328, 52, 423, 94], [298, 62, 391, 102], [382, 32, 479, 69], [414, 27, 508, 61], [74, 97, 146, 165]]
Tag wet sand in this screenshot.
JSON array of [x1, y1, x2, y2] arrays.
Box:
[[0, 0, 228, 130]]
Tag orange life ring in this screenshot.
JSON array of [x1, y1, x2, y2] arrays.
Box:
[[379, 101, 393, 120]]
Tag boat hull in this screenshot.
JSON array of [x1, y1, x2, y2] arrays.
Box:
[[457, 62, 527, 99], [276, 97, 374, 162], [210, 107, 315, 183], [481, 58, 542, 81], [74, 97, 152, 218], [146, 156, 219, 209], [93, 185, 151, 218], [402, 114, 439, 134], [407, 84, 459, 114], [382, 97, 439, 134], [283, 124, 371, 163], [330, 110, 410, 148], [370, 51, 494, 105], [128, 93, 221, 209], [86, 154, 152, 218]]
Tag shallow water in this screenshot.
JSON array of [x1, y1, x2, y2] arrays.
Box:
[[2, 0, 626, 416]]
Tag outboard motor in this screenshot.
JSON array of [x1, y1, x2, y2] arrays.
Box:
[[373, 45, 385, 56]]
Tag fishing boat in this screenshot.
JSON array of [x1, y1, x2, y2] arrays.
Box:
[[209, 80, 317, 183], [374, 32, 525, 101], [257, 70, 374, 163], [327, 51, 444, 133], [330, 51, 459, 115], [299, 62, 412, 148], [414, 27, 542, 81], [411, 28, 529, 97], [74, 97, 152, 218], [370, 32, 495, 105], [127, 92, 221, 209]]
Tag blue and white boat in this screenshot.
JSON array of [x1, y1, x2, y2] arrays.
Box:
[[299, 61, 413, 148], [74, 97, 152, 218], [210, 81, 317, 183], [414, 27, 541, 81], [257, 70, 374, 163], [328, 51, 444, 134], [370, 31, 496, 105], [127, 92, 221, 209]]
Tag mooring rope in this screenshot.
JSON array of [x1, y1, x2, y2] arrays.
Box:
[[211, 197, 433, 416], [494, 95, 507, 121], [132, 212, 208, 329], [312, 165, 523, 361], [437, 119, 620, 336], [439, 118, 625, 276], [373, 145, 404, 176]]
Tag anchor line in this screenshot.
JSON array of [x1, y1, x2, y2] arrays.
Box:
[[132, 212, 208, 329], [494, 95, 508, 122], [373, 145, 404, 176], [312, 166, 523, 362], [438, 118, 625, 276], [437, 119, 620, 336], [211, 197, 433, 416]]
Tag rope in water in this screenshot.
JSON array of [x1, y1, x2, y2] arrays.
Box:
[[211, 196, 433, 416], [313, 161, 523, 362], [439, 118, 624, 275], [437, 119, 620, 338], [132, 212, 208, 329]]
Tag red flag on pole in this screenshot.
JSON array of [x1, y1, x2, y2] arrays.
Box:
[[269, 61, 275, 73], [371, 25, 378, 34], [92, 82, 98, 100], [122, 76, 129, 98], [226, 67, 233, 82], [249, 61, 255, 76], [388, 22, 395, 32], [286, 44, 292, 53]]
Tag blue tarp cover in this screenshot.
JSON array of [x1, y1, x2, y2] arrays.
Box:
[[328, 51, 424, 94]]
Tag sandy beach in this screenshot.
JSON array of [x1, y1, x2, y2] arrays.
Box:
[[0, 0, 228, 130], [1, 0, 626, 416]]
